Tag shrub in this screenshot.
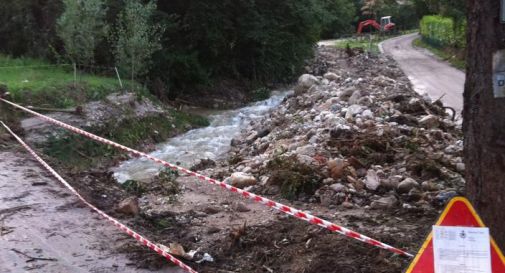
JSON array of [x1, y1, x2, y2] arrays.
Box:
[[420, 15, 466, 48]]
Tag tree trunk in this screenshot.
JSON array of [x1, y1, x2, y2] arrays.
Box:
[[464, 0, 505, 249]]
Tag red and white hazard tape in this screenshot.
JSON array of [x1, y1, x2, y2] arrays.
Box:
[[1, 98, 414, 258], [0, 121, 198, 273]]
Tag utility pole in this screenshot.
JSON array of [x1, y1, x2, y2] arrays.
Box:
[[464, 0, 505, 249]]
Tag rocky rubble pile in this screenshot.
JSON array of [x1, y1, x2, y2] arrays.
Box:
[[220, 47, 464, 211], [20, 92, 166, 144]]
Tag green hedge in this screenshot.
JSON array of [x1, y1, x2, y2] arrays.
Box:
[[420, 15, 466, 48]]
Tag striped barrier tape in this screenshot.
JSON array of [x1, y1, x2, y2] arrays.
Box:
[[0, 98, 414, 258], [0, 121, 198, 273], [0, 64, 72, 69]]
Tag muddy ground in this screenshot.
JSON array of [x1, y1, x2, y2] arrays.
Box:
[[116, 176, 438, 273], [0, 119, 440, 273], [64, 173, 438, 273], [0, 146, 183, 273]]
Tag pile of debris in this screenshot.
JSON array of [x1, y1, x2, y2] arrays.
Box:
[[19, 92, 167, 144], [218, 47, 464, 212]]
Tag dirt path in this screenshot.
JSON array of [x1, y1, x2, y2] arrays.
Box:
[[0, 148, 183, 273], [380, 33, 465, 116]]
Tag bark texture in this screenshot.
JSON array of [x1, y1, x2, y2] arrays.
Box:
[[464, 0, 505, 249]]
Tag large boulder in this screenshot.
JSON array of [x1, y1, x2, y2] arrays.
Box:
[[116, 196, 140, 216], [323, 72, 340, 82], [348, 90, 362, 105], [295, 74, 319, 95], [226, 172, 257, 188], [371, 195, 398, 209], [328, 158, 348, 179], [397, 178, 419, 194], [365, 170, 380, 191], [419, 115, 440, 129]]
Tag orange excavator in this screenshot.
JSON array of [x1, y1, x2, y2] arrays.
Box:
[[357, 16, 395, 34]]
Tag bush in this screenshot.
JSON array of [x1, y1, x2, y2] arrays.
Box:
[[420, 15, 466, 48]]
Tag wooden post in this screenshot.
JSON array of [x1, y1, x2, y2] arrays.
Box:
[[131, 54, 134, 91], [73, 63, 77, 88], [114, 67, 124, 89]]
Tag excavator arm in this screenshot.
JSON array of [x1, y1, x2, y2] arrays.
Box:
[[357, 20, 381, 34]]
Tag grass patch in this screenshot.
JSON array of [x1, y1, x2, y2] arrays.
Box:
[[250, 87, 271, 102], [0, 54, 138, 108], [264, 155, 322, 200], [334, 29, 419, 53], [44, 113, 209, 171], [399, 29, 419, 35], [413, 38, 466, 70], [170, 109, 210, 128], [335, 36, 384, 53]]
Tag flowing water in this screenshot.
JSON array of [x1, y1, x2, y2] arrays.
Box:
[[113, 90, 291, 183]]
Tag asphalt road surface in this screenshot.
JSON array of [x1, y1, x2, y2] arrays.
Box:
[[380, 33, 465, 117]]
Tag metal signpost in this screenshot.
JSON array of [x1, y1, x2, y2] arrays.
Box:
[[493, 50, 505, 98]]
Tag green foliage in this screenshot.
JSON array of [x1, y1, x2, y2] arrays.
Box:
[[265, 155, 322, 200], [111, 170, 181, 201], [361, 0, 384, 18], [170, 110, 210, 128], [334, 33, 407, 53], [319, 0, 357, 38], [422, 0, 466, 22], [155, 168, 180, 196], [57, 0, 109, 65], [152, 0, 327, 94], [420, 15, 466, 48], [0, 0, 62, 58], [122, 180, 146, 195], [379, 1, 419, 30], [0, 0, 366, 100], [112, 0, 164, 82], [251, 87, 271, 102], [335, 36, 379, 53]]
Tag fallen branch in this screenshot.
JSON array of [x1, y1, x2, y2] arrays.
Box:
[[26, 105, 83, 115], [0, 219, 14, 236], [0, 205, 32, 221], [11, 249, 57, 263], [262, 265, 274, 273]]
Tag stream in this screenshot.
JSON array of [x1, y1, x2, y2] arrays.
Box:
[[113, 90, 291, 183]]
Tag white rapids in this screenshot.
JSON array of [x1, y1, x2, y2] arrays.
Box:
[[112, 90, 291, 183]]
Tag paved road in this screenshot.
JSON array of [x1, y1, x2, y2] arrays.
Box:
[[380, 33, 465, 116]]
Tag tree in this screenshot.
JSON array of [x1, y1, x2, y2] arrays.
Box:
[[112, 0, 163, 83], [361, 0, 384, 19], [151, 0, 327, 95], [464, 0, 505, 248], [320, 0, 356, 38], [0, 0, 62, 58], [57, 0, 108, 65]]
